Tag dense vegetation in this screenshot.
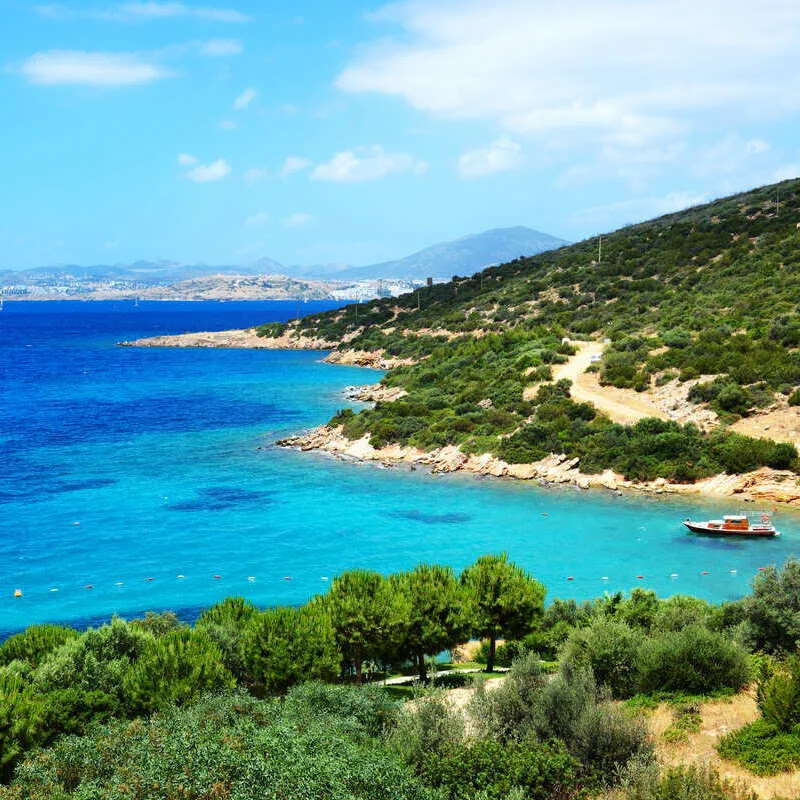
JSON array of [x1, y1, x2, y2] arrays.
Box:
[[5, 556, 800, 796], [267, 179, 800, 480]]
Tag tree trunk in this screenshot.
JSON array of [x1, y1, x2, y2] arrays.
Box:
[[487, 636, 496, 672], [417, 649, 427, 682], [355, 644, 363, 685]]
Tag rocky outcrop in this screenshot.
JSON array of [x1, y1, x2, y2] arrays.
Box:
[[324, 349, 416, 369], [120, 328, 338, 350], [278, 426, 800, 505], [344, 384, 408, 403]]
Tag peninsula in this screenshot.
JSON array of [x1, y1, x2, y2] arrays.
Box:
[[127, 178, 800, 504]]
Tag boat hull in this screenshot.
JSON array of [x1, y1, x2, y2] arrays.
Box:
[[682, 521, 778, 537]]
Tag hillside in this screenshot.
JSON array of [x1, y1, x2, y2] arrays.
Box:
[[264, 178, 800, 485], [331, 226, 569, 280]]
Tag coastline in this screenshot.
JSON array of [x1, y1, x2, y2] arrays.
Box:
[[277, 423, 800, 506], [124, 328, 800, 507]]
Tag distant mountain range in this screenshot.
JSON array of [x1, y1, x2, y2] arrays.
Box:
[[2, 227, 568, 286], [329, 227, 568, 280]]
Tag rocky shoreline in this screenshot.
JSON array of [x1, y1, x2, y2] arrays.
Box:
[[277, 425, 800, 506], [124, 328, 800, 506], [119, 330, 414, 370]]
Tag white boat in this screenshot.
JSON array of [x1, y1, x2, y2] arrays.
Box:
[[682, 513, 779, 537]]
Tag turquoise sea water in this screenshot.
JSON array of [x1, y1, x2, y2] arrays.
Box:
[[1, 301, 798, 637]]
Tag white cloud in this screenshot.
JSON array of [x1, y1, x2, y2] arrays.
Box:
[[284, 212, 312, 228], [575, 190, 709, 229], [119, 3, 250, 22], [199, 38, 242, 57], [19, 50, 172, 86], [244, 211, 270, 228], [177, 152, 197, 165], [458, 137, 521, 178], [774, 164, 800, 182], [234, 87, 256, 110], [185, 158, 231, 182], [279, 156, 312, 177], [311, 145, 423, 182], [244, 167, 268, 183], [746, 139, 770, 155], [38, 3, 251, 22], [337, 0, 800, 152]]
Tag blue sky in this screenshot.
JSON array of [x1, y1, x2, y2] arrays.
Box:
[[2, 0, 800, 270]]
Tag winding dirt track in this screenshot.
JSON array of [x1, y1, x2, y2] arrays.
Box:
[[549, 341, 668, 425]]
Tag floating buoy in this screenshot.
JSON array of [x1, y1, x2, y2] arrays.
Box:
[[73, 521, 80, 526], [730, 569, 737, 574], [670, 573, 679, 578], [701, 571, 709, 575], [566, 576, 574, 581], [283, 576, 292, 581], [115, 581, 123, 586], [177, 574, 185, 579], [758, 567, 766, 571], [636, 575, 644, 579], [601, 576, 609, 581], [542, 513, 548, 517], [49, 587, 58, 592], [146, 577, 153, 582], [85, 584, 93, 589], [213, 575, 221, 580], [321, 576, 328, 581], [247, 576, 255, 582], [13, 589, 22, 598]]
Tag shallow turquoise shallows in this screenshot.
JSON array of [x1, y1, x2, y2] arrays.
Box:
[[1, 301, 798, 637]]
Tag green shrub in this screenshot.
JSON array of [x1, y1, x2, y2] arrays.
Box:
[[4, 691, 435, 800], [417, 737, 578, 800], [0, 674, 43, 783], [561, 619, 642, 698], [32, 617, 150, 698], [635, 626, 749, 695], [390, 689, 465, 771], [0, 626, 78, 669], [652, 595, 713, 633], [620, 759, 757, 800], [241, 603, 340, 694], [757, 657, 800, 732], [469, 653, 545, 741], [121, 628, 235, 714], [717, 719, 800, 775], [743, 558, 800, 654], [572, 703, 651, 785]]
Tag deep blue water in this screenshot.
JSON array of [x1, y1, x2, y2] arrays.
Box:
[[1, 300, 799, 638]]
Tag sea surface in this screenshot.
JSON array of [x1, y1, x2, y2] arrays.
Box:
[[1, 301, 799, 638]]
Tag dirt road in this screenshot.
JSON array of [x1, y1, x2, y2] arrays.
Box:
[[548, 341, 668, 425]]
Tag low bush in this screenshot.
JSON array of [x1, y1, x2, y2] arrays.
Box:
[[0, 626, 78, 669], [469, 653, 545, 741], [417, 737, 578, 800], [635, 626, 750, 695], [717, 719, 800, 775], [572, 703, 651, 785], [561, 619, 642, 698], [620, 758, 758, 800]]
